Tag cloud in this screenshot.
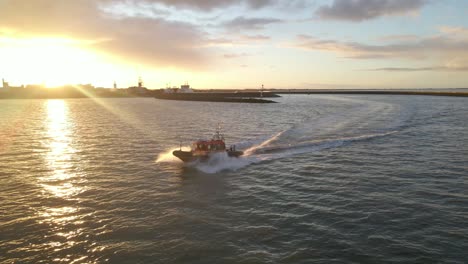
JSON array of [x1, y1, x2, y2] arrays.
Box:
[[292, 27, 468, 73], [438, 26, 468, 38], [149, 0, 310, 11], [0, 0, 212, 69], [222, 16, 283, 31], [292, 31, 468, 60], [141, 0, 276, 11], [239, 34, 271, 41], [316, 0, 427, 22], [204, 34, 270, 48], [223, 53, 250, 59], [205, 38, 234, 46], [376, 34, 420, 42], [0, 0, 283, 69], [368, 66, 468, 72]]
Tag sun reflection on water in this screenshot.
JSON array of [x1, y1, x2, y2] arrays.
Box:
[[40, 100, 83, 198], [35, 100, 98, 260]]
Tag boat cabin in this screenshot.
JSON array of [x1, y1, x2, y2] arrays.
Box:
[[192, 140, 226, 151]]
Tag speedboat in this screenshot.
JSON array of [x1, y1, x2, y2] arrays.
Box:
[[173, 127, 243, 162]]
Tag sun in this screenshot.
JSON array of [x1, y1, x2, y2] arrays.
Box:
[[0, 36, 113, 87]]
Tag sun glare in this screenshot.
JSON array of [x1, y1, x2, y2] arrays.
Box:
[[0, 37, 113, 87]]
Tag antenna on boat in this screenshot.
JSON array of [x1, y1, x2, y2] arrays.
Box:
[[177, 136, 182, 150], [214, 122, 224, 141]]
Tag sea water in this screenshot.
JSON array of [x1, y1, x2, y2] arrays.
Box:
[[1, 95, 467, 263]]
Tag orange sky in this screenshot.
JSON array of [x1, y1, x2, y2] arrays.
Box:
[[1, 0, 468, 89]]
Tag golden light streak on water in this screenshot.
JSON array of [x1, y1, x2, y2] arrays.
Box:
[[70, 84, 157, 138], [37, 206, 79, 225], [35, 100, 89, 259], [40, 100, 83, 199]]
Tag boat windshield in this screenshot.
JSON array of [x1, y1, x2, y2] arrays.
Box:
[[193, 140, 225, 151]]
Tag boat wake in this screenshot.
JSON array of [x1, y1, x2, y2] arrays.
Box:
[[185, 130, 398, 173], [188, 152, 254, 174], [157, 96, 410, 173]]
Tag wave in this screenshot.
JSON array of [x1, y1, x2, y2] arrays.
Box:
[[188, 152, 259, 174], [171, 130, 397, 174], [157, 96, 408, 173]]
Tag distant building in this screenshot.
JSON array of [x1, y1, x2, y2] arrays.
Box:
[[79, 84, 95, 90], [180, 84, 194, 93], [1, 79, 6, 91], [163, 83, 194, 93], [128, 76, 148, 94], [25, 84, 45, 90], [1, 78, 24, 91]]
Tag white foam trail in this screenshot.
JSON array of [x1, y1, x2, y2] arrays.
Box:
[[243, 130, 285, 155], [256, 130, 398, 160], [155, 129, 399, 174], [156, 94, 405, 173], [190, 130, 399, 173], [190, 152, 259, 174]]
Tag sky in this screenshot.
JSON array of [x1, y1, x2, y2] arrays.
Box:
[[0, 0, 467, 89]]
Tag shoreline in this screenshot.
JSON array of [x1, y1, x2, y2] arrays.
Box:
[[273, 89, 468, 97], [154, 92, 277, 103], [1, 88, 467, 100]]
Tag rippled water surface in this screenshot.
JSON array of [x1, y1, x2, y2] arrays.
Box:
[[1, 95, 467, 263]]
